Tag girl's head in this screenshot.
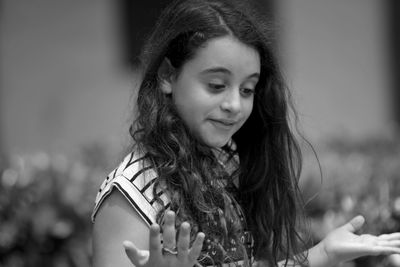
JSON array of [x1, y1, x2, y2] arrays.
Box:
[[136, 0, 276, 148], [132, 0, 307, 265], [159, 35, 260, 147]]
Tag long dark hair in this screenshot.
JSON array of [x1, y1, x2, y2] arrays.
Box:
[[130, 0, 308, 266]]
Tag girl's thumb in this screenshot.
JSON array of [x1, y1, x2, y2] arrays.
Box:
[[123, 241, 150, 266], [344, 215, 365, 233], [123, 240, 140, 265]]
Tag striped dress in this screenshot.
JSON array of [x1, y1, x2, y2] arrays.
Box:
[[92, 141, 254, 266]]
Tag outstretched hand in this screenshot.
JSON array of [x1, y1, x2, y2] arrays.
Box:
[[321, 215, 400, 265], [123, 211, 205, 267]]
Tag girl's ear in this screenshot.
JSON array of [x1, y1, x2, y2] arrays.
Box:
[[158, 58, 176, 94]]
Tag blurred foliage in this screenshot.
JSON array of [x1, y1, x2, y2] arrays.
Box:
[[0, 136, 399, 266], [0, 143, 110, 267], [301, 135, 400, 267]]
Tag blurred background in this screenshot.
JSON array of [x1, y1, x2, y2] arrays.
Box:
[[0, 0, 399, 266]]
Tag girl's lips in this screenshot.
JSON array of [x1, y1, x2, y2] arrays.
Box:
[[208, 119, 237, 129]]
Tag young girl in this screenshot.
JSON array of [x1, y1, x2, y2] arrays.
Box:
[[91, 0, 400, 266]]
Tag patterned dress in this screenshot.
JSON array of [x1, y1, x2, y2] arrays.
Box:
[[92, 141, 254, 266]]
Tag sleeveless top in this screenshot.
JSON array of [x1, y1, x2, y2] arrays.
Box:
[[92, 141, 254, 266]]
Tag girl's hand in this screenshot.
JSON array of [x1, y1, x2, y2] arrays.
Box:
[[123, 211, 205, 267], [321, 215, 400, 265]]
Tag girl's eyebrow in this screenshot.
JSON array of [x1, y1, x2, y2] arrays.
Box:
[[200, 67, 260, 79], [246, 73, 260, 80], [200, 67, 231, 75]]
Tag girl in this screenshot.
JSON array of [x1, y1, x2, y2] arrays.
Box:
[[92, 0, 400, 266]]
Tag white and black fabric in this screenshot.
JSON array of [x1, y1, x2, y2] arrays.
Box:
[[92, 140, 254, 266], [91, 150, 170, 226]]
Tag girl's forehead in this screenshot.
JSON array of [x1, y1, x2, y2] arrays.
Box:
[[184, 36, 260, 76]]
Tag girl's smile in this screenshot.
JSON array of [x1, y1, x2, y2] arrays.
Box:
[[162, 35, 260, 147], [208, 118, 238, 130]]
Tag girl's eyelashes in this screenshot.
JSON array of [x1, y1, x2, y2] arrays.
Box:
[[208, 83, 255, 97], [208, 83, 226, 91], [240, 87, 255, 97]]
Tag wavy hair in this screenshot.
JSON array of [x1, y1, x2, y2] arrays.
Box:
[[130, 0, 309, 266]]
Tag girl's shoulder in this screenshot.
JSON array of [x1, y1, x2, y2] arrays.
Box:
[[91, 150, 169, 226]]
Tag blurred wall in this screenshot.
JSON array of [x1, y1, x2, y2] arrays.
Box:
[[0, 0, 395, 157], [388, 0, 400, 124], [277, 0, 393, 142], [0, 0, 133, 156]]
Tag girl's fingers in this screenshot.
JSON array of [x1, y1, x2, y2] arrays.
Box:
[[377, 240, 400, 247], [342, 215, 365, 233], [371, 246, 400, 256], [149, 224, 163, 261], [379, 233, 400, 241], [188, 232, 205, 262], [177, 222, 191, 260], [162, 210, 177, 251]]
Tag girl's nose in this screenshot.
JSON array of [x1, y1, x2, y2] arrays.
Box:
[[221, 89, 241, 114]]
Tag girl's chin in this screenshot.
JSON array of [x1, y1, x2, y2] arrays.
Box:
[[201, 136, 231, 148]]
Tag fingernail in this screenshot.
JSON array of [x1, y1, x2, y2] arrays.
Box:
[[198, 232, 205, 239], [167, 210, 175, 216], [150, 224, 160, 232], [181, 221, 190, 228], [123, 241, 132, 249]]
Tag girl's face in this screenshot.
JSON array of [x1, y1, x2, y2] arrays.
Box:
[[165, 36, 260, 147]]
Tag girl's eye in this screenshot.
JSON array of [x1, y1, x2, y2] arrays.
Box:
[[208, 83, 226, 91], [240, 88, 255, 97]]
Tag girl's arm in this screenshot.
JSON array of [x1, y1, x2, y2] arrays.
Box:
[[93, 190, 205, 267], [272, 216, 400, 267], [92, 190, 151, 267]]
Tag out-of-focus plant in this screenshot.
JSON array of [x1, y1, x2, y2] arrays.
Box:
[[301, 135, 400, 267], [0, 143, 111, 267], [1, 136, 399, 267]]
